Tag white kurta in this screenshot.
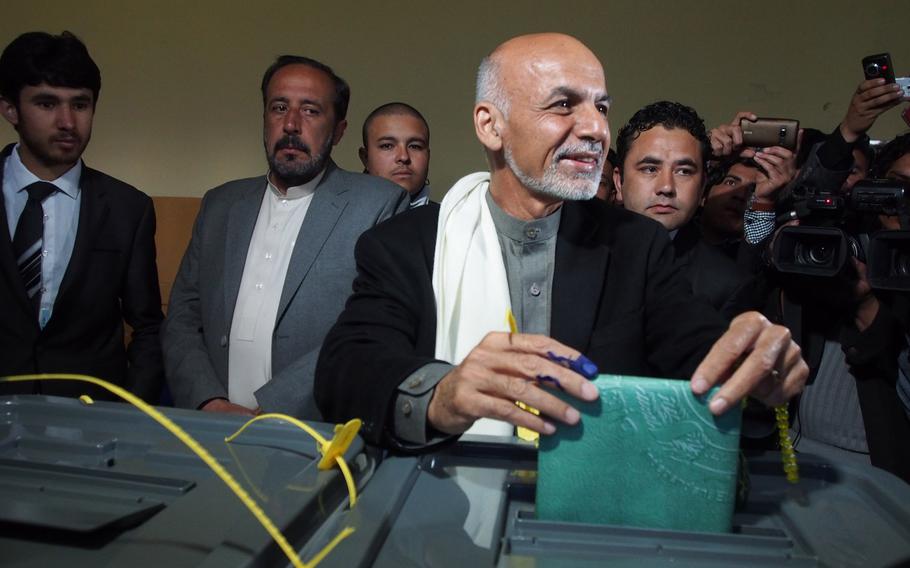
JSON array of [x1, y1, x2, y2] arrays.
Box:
[[228, 170, 324, 409]]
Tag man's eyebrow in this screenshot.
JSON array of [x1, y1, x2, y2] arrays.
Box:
[[30, 92, 61, 101], [376, 135, 399, 143], [545, 87, 612, 108], [674, 158, 699, 168], [724, 174, 743, 183], [636, 156, 664, 166], [267, 96, 324, 107]]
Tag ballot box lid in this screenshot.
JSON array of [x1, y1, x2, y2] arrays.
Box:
[[317, 435, 910, 568], [0, 395, 369, 568]]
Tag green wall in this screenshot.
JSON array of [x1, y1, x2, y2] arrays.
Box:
[[2, 1, 908, 198]]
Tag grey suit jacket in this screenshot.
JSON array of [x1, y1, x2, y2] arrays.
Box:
[[162, 160, 409, 418]]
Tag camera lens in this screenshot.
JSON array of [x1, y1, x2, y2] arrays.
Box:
[[865, 63, 881, 77], [794, 242, 835, 266]]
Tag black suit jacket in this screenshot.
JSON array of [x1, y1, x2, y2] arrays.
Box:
[[0, 144, 164, 402], [315, 197, 727, 447], [672, 222, 754, 320]]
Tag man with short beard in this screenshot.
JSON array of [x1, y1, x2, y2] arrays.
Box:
[[315, 34, 807, 450], [163, 56, 408, 418]]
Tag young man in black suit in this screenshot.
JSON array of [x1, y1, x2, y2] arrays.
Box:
[[0, 31, 164, 402]]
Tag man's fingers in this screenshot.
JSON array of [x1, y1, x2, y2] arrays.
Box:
[[478, 351, 598, 402], [740, 341, 807, 407], [708, 324, 792, 414], [731, 110, 757, 125], [485, 375, 582, 425], [485, 331, 582, 358], [478, 332, 599, 401], [691, 312, 770, 394], [481, 395, 559, 434]]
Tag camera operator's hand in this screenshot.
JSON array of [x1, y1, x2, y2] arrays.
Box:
[[427, 332, 600, 435], [840, 78, 904, 143], [751, 144, 798, 205], [710, 111, 757, 158], [691, 312, 808, 412]]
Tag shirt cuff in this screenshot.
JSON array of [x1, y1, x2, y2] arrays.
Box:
[[393, 362, 453, 444]]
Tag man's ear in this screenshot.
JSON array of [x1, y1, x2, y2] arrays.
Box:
[[358, 146, 369, 171], [612, 166, 623, 200], [0, 98, 19, 128], [331, 119, 348, 146], [474, 102, 503, 152]]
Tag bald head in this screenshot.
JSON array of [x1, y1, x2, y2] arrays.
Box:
[[473, 33, 611, 210], [476, 34, 605, 115]]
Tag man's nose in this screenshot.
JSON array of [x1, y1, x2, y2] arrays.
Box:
[[575, 103, 609, 146], [395, 144, 411, 164], [656, 169, 676, 196], [283, 110, 301, 134], [56, 105, 75, 130]]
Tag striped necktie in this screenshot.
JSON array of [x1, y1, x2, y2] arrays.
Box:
[[13, 181, 57, 315]]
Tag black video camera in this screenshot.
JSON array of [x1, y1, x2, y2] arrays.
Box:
[[771, 179, 910, 291]]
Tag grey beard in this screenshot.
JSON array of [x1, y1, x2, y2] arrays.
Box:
[[266, 136, 333, 187], [503, 142, 602, 201]]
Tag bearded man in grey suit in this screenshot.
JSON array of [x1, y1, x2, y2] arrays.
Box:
[[163, 55, 408, 418]]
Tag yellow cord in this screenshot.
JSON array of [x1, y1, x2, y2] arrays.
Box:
[[0, 374, 356, 568], [775, 404, 799, 484], [508, 309, 541, 445], [224, 413, 360, 507]]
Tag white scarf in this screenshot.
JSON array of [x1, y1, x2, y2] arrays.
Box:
[[433, 172, 513, 436]]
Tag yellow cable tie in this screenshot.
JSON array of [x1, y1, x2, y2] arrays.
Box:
[[304, 526, 356, 567], [318, 419, 361, 471], [225, 413, 329, 447], [225, 414, 361, 506]]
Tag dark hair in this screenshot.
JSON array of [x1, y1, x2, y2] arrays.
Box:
[[260, 55, 350, 122], [871, 132, 910, 178], [704, 156, 762, 196], [615, 101, 710, 177], [0, 31, 101, 105], [605, 147, 618, 167], [361, 102, 430, 147]]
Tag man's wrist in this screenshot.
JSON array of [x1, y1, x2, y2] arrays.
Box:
[[749, 198, 776, 212], [748, 193, 776, 212], [838, 121, 861, 144]]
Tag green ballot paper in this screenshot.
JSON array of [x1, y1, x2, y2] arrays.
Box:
[[537, 374, 742, 533]]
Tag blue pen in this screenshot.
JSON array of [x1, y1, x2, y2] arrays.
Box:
[[536, 352, 599, 391]]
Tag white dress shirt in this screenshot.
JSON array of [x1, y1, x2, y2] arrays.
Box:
[[2, 144, 82, 328], [228, 169, 324, 409]]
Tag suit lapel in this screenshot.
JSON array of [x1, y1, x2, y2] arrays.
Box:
[[53, 166, 110, 314], [551, 201, 611, 352], [223, 179, 266, 328], [276, 162, 347, 323], [0, 144, 35, 320]]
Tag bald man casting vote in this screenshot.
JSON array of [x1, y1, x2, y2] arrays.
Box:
[[315, 33, 808, 450]]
